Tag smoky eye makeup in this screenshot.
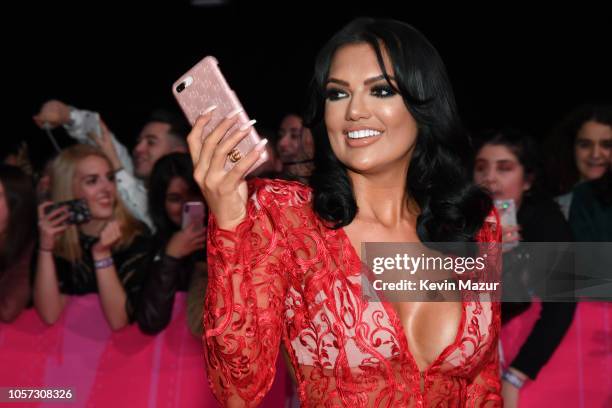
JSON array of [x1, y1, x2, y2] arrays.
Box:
[[370, 84, 397, 98], [325, 87, 348, 101]]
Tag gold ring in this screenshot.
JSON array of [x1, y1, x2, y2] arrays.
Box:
[[228, 148, 242, 163]]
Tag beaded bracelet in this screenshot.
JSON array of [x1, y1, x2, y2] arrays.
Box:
[[502, 370, 525, 389], [94, 257, 114, 269]]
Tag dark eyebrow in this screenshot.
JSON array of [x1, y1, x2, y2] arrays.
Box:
[[326, 75, 396, 87], [364, 75, 395, 85], [496, 159, 517, 165]]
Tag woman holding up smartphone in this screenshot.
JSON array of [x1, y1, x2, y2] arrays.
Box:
[[34, 144, 150, 331], [135, 153, 207, 336], [190, 18, 503, 407], [473, 128, 576, 408]]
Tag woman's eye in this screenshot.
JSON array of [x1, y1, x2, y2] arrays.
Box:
[[325, 88, 348, 101], [371, 85, 396, 98], [576, 141, 592, 149]]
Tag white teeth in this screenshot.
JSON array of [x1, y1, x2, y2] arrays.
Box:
[[347, 129, 381, 139]]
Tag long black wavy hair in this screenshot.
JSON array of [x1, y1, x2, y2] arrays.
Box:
[[304, 17, 492, 242], [148, 153, 202, 243]]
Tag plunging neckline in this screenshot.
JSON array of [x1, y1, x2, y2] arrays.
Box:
[[336, 226, 467, 375]]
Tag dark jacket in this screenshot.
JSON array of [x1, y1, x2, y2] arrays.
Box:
[[502, 195, 577, 380], [53, 232, 152, 322], [135, 240, 198, 335]]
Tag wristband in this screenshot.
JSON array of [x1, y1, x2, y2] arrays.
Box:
[[502, 370, 525, 389], [94, 257, 114, 269]]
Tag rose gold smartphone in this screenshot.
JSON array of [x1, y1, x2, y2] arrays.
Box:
[[181, 201, 205, 231], [172, 56, 268, 173]]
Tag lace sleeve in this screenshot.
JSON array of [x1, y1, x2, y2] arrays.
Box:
[[465, 341, 503, 407], [464, 208, 503, 406], [203, 180, 291, 407]]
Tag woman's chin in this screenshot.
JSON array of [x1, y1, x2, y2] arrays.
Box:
[[90, 209, 113, 220]]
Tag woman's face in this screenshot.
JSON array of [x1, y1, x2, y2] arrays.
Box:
[[324, 42, 418, 175], [165, 176, 204, 227], [574, 120, 612, 181], [474, 144, 531, 208], [0, 181, 8, 237], [72, 155, 117, 220], [277, 115, 314, 163]]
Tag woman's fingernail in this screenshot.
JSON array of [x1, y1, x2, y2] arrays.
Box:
[[225, 108, 244, 119], [200, 105, 217, 115], [254, 138, 268, 152], [239, 119, 257, 131]]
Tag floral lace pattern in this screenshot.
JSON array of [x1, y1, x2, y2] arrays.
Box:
[[204, 178, 502, 407]]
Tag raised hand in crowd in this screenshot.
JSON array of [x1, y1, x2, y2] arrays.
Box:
[[164, 224, 207, 259], [188, 108, 267, 231], [89, 119, 123, 172], [91, 220, 122, 259], [32, 100, 72, 129], [37, 202, 70, 251]]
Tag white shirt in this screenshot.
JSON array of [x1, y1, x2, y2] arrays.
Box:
[[64, 108, 154, 231]]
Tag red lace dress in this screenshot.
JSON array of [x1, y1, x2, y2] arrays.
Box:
[[204, 178, 502, 407]]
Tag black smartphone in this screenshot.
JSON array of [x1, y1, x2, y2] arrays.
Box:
[[44, 199, 92, 225]]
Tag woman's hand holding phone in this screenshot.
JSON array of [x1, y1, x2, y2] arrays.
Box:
[[165, 225, 207, 259], [38, 202, 71, 251], [188, 108, 268, 232]]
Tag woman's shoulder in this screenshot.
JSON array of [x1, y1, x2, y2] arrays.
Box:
[[116, 229, 154, 257], [247, 177, 313, 210], [571, 180, 597, 205]]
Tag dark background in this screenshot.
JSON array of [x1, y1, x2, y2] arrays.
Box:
[[12, 1, 612, 169]]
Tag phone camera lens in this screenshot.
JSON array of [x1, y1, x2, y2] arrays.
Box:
[[176, 82, 186, 93]]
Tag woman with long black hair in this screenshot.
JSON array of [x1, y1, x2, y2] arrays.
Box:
[[191, 18, 502, 407]]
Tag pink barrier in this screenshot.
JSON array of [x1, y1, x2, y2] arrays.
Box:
[[0, 293, 289, 407], [501, 302, 612, 407], [5, 295, 607, 406]]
